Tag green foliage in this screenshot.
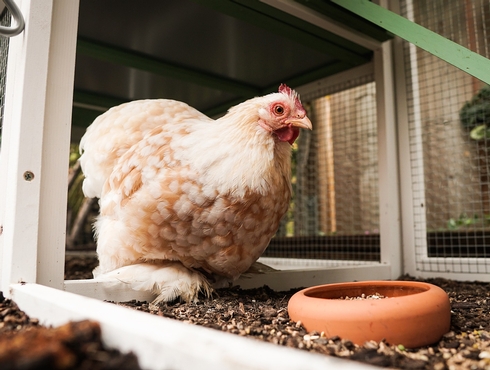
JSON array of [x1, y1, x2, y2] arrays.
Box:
[[69, 143, 81, 166], [470, 124, 490, 140], [460, 85, 490, 135], [67, 170, 85, 217], [447, 213, 490, 230], [67, 144, 85, 220], [286, 142, 298, 237]]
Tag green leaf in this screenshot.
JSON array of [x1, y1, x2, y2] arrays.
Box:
[[447, 218, 457, 230], [470, 124, 490, 140]]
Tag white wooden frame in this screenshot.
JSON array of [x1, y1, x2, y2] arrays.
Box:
[[390, 0, 490, 282], [0, 1, 402, 369], [0, 0, 79, 293]]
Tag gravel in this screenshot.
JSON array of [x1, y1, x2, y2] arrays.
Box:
[[2, 254, 490, 369]]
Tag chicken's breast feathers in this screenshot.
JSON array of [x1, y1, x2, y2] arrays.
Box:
[[95, 122, 291, 279]]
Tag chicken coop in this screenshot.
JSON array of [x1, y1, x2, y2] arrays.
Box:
[[1, 0, 490, 368]]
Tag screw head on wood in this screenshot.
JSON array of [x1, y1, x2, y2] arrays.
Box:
[[23, 171, 34, 181]]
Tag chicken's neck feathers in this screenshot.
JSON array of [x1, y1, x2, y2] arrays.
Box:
[[175, 105, 292, 198]]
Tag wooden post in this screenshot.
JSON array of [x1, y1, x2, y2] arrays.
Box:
[[374, 39, 403, 279], [0, 0, 79, 295], [37, 0, 79, 289]]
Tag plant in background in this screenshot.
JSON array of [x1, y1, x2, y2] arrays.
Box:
[[66, 143, 97, 249], [460, 85, 490, 140], [447, 213, 490, 230]]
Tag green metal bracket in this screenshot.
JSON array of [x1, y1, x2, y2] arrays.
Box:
[[73, 90, 127, 110], [77, 37, 261, 97], [332, 0, 490, 85]]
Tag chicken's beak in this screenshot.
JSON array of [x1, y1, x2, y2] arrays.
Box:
[[288, 116, 312, 130]]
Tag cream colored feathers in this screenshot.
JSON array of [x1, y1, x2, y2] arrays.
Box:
[[80, 86, 311, 303]]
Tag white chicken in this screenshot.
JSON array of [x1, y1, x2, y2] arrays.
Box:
[[79, 84, 312, 302]]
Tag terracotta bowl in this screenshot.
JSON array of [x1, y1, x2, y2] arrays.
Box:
[[288, 280, 451, 348]]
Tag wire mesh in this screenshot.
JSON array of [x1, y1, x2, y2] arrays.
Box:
[[0, 6, 11, 147], [400, 0, 490, 273], [265, 75, 381, 265]]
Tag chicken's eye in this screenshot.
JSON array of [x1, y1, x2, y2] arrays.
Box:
[[273, 104, 285, 115]]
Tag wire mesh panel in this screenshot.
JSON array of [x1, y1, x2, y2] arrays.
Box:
[[264, 73, 381, 266], [0, 7, 11, 147], [400, 0, 490, 274]]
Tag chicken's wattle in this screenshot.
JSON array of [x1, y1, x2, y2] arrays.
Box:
[[274, 125, 300, 145]]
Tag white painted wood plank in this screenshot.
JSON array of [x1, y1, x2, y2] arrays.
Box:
[[64, 264, 392, 302], [36, 0, 79, 289], [11, 283, 374, 370], [235, 264, 392, 290], [0, 0, 54, 294], [389, 0, 421, 276], [406, 270, 490, 282], [0, 0, 79, 293], [402, 0, 428, 272], [258, 257, 380, 270], [374, 42, 403, 279]]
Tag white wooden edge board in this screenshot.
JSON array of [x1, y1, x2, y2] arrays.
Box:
[[64, 264, 392, 302], [10, 282, 376, 370], [227, 263, 391, 290], [258, 257, 380, 270]]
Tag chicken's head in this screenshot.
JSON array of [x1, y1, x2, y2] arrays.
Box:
[[258, 84, 312, 144]]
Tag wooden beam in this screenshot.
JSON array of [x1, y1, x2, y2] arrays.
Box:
[[193, 0, 371, 65], [332, 0, 490, 85], [72, 60, 354, 122], [294, 0, 392, 42], [71, 91, 128, 129], [263, 61, 354, 93], [72, 106, 103, 129]]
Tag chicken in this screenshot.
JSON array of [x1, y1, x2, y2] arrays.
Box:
[[79, 84, 312, 303]]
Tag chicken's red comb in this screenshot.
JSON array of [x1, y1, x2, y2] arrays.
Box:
[[279, 83, 295, 96], [279, 83, 304, 111]]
